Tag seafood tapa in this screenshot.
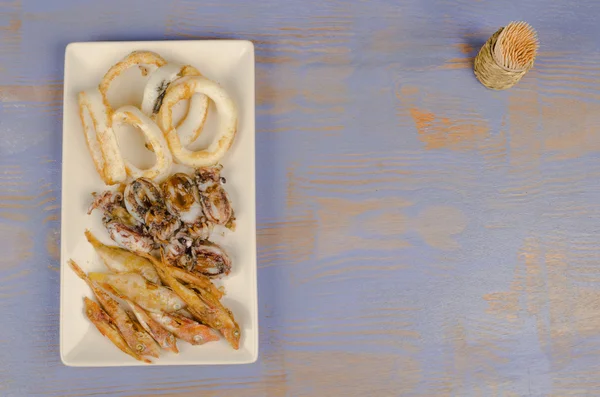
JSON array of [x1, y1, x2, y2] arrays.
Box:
[[148, 311, 219, 346], [83, 297, 150, 363], [85, 229, 160, 284], [124, 298, 179, 353], [69, 260, 160, 359], [88, 272, 186, 313], [150, 252, 241, 349]]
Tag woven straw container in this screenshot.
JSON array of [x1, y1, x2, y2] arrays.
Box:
[[474, 23, 538, 90]]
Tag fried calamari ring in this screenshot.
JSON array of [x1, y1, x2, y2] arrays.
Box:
[[141, 64, 209, 147], [78, 89, 127, 185], [99, 51, 167, 111], [157, 76, 238, 167], [112, 105, 173, 182]]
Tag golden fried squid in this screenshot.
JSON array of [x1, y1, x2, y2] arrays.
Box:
[[140, 64, 208, 146], [112, 106, 173, 182], [157, 76, 238, 167], [77, 89, 126, 185], [98, 50, 167, 111]]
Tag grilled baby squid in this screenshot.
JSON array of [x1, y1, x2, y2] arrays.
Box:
[[124, 177, 181, 243], [188, 240, 232, 278], [162, 173, 203, 224], [89, 191, 156, 254], [162, 173, 215, 240], [195, 166, 235, 228], [164, 238, 231, 278], [124, 178, 164, 224]]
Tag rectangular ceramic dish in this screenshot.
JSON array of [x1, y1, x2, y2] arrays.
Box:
[[60, 40, 257, 366]]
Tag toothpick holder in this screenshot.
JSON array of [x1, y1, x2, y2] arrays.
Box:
[[474, 26, 536, 90]]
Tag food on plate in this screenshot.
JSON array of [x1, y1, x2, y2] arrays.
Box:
[[72, 49, 245, 362], [165, 238, 232, 278], [168, 264, 225, 301], [124, 177, 181, 243], [89, 190, 157, 254], [157, 76, 238, 167], [141, 63, 193, 116], [90, 169, 234, 277], [151, 252, 241, 349], [123, 177, 164, 223], [105, 221, 156, 255], [78, 89, 127, 185], [123, 298, 179, 353], [83, 297, 150, 363], [85, 230, 160, 284], [69, 232, 240, 361], [162, 173, 203, 225], [140, 63, 209, 148], [69, 260, 160, 359], [148, 311, 219, 346], [195, 165, 235, 228], [79, 49, 239, 186], [99, 50, 167, 111], [112, 106, 173, 182], [88, 272, 186, 313]]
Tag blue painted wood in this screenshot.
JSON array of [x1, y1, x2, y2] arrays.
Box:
[[2, 0, 600, 395]]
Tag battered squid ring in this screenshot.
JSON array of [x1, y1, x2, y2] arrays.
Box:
[[157, 76, 238, 167], [140, 64, 209, 147], [99, 51, 167, 111], [112, 105, 173, 182], [77, 89, 127, 185]]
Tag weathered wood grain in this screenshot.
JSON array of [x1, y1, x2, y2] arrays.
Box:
[[2, 0, 600, 395]]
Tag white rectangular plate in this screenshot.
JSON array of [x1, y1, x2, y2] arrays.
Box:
[[60, 40, 257, 366]]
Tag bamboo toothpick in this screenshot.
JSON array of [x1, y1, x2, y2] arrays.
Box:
[[494, 21, 539, 71]]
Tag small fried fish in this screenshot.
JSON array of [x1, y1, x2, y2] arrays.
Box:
[[149, 252, 241, 349], [149, 311, 219, 346], [124, 298, 179, 353], [69, 260, 160, 359], [88, 272, 186, 313], [85, 230, 161, 284], [83, 297, 150, 363], [169, 265, 224, 302]]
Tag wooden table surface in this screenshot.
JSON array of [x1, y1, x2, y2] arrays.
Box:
[[2, 0, 600, 396]]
